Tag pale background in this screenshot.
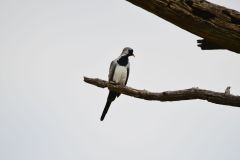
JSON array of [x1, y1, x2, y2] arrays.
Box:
[[1, 0, 240, 160]]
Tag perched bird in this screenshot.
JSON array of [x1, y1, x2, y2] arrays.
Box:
[[225, 86, 231, 95], [100, 47, 134, 121]]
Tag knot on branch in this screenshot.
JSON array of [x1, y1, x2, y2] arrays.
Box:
[[197, 39, 225, 50]]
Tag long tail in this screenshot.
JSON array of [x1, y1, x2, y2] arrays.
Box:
[[100, 91, 117, 121]]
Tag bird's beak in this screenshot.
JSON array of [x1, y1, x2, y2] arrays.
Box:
[[128, 53, 135, 57]]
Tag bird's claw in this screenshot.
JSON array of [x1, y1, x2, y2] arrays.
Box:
[[109, 81, 117, 85]]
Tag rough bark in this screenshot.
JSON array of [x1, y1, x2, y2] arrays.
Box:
[[84, 77, 240, 107], [126, 0, 240, 53]]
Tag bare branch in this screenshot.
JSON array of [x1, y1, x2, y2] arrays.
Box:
[[84, 77, 240, 107], [126, 0, 240, 54]]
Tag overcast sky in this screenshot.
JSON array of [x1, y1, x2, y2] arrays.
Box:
[[1, 0, 240, 160]]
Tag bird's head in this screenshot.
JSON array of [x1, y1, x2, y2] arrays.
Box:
[[121, 47, 135, 57]]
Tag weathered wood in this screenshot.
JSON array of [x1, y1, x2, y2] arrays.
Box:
[[84, 77, 240, 107], [126, 0, 240, 53]]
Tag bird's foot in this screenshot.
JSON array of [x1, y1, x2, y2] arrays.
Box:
[[109, 81, 125, 87], [119, 84, 125, 87], [109, 81, 117, 85]]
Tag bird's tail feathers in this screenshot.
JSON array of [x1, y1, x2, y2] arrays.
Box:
[[100, 100, 112, 121], [100, 92, 116, 121]]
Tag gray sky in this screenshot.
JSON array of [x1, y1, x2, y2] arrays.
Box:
[[1, 0, 240, 160]]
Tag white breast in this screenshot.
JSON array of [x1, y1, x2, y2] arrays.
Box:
[[113, 65, 127, 85]]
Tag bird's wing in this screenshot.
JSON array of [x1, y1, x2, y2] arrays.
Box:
[[108, 60, 117, 81], [125, 63, 130, 85]]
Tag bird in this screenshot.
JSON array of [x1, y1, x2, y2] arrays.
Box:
[[100, 47, 134, 121], [225, 86, 231, 95]]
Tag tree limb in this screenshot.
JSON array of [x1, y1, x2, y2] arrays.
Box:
[[84, 77, 240, 107], [126, 0, 240, 53]]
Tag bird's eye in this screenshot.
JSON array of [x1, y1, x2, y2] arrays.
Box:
[[129, 49, 133, 54]]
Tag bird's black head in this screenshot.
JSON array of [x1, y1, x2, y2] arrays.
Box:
[[128, 48, 134, 57], [121, 47, 135, 57]]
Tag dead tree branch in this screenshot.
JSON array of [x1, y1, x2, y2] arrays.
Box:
[[126, 0, 240, 53], [84, 77, 240, 107]]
